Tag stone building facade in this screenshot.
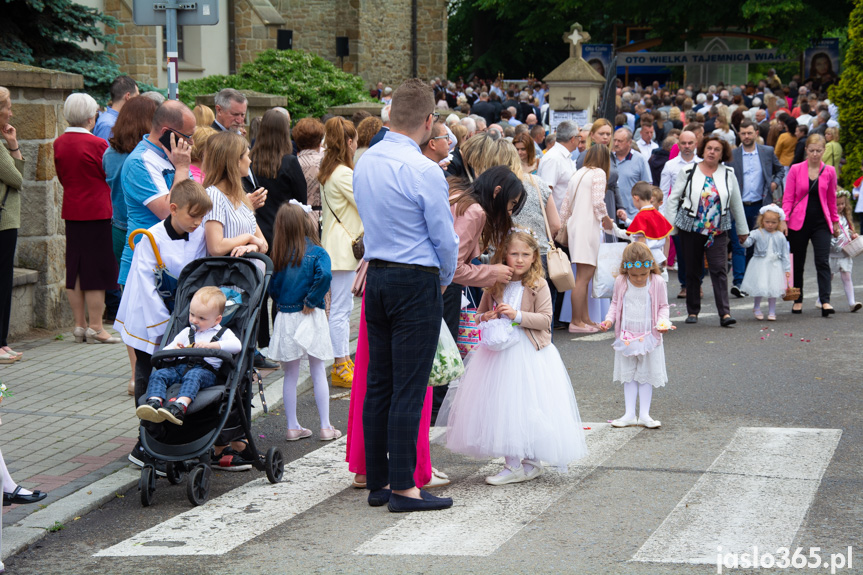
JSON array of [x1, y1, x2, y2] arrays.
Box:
[[97, 0, 447, 89]]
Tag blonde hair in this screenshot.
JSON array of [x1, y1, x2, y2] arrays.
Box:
[[203, 131, 252, 209], [0, 87, 10, 110], [193, 286, 227, 314], [460, 132, 522, 179], [618, 242, 661, 276], [588, 118, 613, 147], [193, 104, 215, 127], [190, 126, 217, 163], [488, 230, 544, 300], [754, 209, 782, 230]]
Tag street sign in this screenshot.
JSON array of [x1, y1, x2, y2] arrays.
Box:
[[132, 0, 219, 26]]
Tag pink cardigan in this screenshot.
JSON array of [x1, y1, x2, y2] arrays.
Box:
[[604, 274, 670, 343], [782, 162, 838, 231]]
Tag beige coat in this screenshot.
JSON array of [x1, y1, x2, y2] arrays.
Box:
[[321, 164, 363, 271], [477, 278, 553, 350]]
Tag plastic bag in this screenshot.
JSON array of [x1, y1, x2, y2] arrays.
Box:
[[592, 242, 627, 299], [429, 320, 465, 387], [478, 317, 520, 351]]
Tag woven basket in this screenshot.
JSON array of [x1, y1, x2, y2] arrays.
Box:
[[782, 287, 801, 302]]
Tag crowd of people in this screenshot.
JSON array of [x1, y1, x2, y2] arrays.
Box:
[[0, 62, 856, 515]]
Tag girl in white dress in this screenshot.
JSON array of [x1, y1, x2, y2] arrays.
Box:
[[818, 190, 861, 312], [600, 242, 671, 429], [739, 205, 791, 321], [267, 202, 340, 441], [443, 229, 588, 486]]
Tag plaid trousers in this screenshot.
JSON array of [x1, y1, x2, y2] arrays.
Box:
[[363, 265, 442, 491]]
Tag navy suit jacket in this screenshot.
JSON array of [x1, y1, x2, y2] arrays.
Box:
[[727, 143, 784, 202]]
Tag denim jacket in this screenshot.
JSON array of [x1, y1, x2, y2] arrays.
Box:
[[268, 239, 332, 313]]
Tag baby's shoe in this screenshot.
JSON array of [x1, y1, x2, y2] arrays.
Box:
[[158, 401, 187, 426], [135, 398, 165, 423]]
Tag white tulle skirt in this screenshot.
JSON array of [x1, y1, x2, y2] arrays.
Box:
[[438, 330, 588, 470], [740, 255, 788, 298], [268, 309, 334, 363]]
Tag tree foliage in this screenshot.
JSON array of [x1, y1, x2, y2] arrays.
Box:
[[178, 49, 372, 119], [0, 0, 124, 100], [449, 0, 853, 78], [830, 0, 863, 189]]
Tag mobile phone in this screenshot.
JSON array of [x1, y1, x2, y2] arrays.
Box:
[[158, 129, 174, 151]]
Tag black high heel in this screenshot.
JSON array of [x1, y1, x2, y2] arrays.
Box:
[[822, 305, 835, 317], [792, 303, 803, 314]]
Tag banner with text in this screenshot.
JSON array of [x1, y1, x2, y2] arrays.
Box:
[[619, 50, 794, 67]]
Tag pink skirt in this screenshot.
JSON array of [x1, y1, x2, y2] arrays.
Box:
[[345, 296, 433, 488]]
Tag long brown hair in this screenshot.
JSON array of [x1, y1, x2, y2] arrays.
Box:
[[512, 132, 536, 169], [318, 116, 356, 185], [250, 109, 293, 179], [583, 143, 611, 181], [203, 131, 251, 209], [109, 96, 158, 154], [270, 203, 322, 271]]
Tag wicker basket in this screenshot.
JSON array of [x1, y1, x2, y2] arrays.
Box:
[[782, 287, 801, 302]]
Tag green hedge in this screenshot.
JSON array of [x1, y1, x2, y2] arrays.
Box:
[[831, 0, 863, 190], [178, 49, 372, 119]]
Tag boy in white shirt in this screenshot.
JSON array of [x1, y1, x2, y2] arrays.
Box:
[[136, 286, 242, 425]]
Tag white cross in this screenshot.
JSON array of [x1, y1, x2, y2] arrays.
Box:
[[568, 29, 583, 48]]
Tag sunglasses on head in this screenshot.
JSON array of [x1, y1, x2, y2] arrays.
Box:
[[624, 260, 653, 269]]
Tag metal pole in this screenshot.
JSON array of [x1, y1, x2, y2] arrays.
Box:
[[166, 2, 179, 100]]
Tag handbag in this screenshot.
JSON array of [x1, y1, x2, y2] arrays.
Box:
[[323, 190, 364, 259], [351, 259, 369, 297], [554, 169, 589, 247], [456, 289, 481, 358], [537, 180, 576, 292], [591, 239, 627, 299], [783, 248, 800, 301]]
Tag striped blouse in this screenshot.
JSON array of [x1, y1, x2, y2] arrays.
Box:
[[203, 185, 257, 239]]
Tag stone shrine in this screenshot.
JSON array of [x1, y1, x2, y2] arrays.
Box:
[[543, 23, 606, 129]]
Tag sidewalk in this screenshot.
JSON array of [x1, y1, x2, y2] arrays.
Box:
[[0, 300, 360, 560]]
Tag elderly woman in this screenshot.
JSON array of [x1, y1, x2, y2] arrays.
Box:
[[0, 87, 25, 363], [783, 134, 839, 316], [54, 93, 120, 344], [667, 134, 749, 327], [319, 117, 362, 388]]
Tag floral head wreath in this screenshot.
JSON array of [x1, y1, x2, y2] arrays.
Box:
[[509, 226, 541, 243], [624, 260, 653, 269], [837, 188, 852, 199], [759, 204, 787, 221]]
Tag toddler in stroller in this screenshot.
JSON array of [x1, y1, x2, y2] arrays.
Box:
[[136, 286, 241, 425]]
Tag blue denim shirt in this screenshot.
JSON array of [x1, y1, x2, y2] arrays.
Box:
[[268, 239, 332, 313]]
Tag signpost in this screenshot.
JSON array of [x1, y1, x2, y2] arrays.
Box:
[[133, 0, 220, 100]]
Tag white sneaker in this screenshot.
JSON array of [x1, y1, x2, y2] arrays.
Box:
[[485, 464, 526, 485]]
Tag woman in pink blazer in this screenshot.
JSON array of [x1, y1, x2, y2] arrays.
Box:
[[782, 134, 840, 316]]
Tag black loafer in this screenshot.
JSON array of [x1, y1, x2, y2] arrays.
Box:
[[720, 315, 737, 327], [822, 306, 836, 317], [368, 488, 391, 507], [3, 486, 47, 506], [253, 354, 278, 369], [388, 489, 453, 512], [685, 315, 698, 324]]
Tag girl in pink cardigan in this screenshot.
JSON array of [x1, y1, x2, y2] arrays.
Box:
[[600, 243, 671, 428]]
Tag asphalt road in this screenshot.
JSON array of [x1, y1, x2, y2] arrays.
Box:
[[7, 260, 863, 575]]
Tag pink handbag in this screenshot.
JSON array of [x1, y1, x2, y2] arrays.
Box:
[[351, 260, 369, 297]]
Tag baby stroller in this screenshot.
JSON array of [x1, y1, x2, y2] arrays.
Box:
[[136, 252, 284, 506]]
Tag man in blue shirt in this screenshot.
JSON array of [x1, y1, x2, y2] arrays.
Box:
[[612, 127, 652, 219], [93, 75, 138, 141], [354, 79, 458, 513]]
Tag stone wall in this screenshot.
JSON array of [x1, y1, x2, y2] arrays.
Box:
[[103, 0, 159, 87], [0, 62, 82, 330], [234, 0, 283, 68]]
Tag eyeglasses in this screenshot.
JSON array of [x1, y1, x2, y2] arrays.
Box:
[[624, 260, 653, 269], [168, 127, 193, 143], [431, 134, 450, 141], [429, 112, 440, 122]]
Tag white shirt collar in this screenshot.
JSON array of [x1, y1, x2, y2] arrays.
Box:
[[65, 127, 92, 134]]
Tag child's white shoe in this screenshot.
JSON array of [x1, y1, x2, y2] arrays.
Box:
[[753, 309, 764, 320], [639, 416, 661, 429], [485, 464, 526, 485], [611, 417, 639, 428]]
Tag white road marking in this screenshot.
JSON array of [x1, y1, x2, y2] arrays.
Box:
[[355, 423, 641, 556], [633, 427, 841, 565], [95, 438, 351, 557]]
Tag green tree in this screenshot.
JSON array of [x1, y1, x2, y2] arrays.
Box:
[[0, 0, 126, 100], [449, 0, 853, 78], [831, 0, 863, 189], [178, 49, 371, 119]]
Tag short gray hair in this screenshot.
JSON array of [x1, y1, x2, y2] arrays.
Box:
[[141, 91, 166, 104], [556, 120, 579, 142], [64, 92, 99, 127], [214, 88, 247, 109], [617, 126, 633, 140], [460, 117, 476, 133]]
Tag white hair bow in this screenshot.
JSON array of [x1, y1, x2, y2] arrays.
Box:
[[759, 204, 786, 221], [289, 199, 313, 214]]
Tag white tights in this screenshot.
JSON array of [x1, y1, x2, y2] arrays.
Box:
[[753, 297, 777, 316], [281, 357, 331, 431], [622, 380, 654, 421], [817, 271, 856, 306], [0, 447, 26, 496]]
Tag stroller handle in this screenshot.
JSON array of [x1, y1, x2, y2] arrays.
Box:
[[242, 251, 273, 274], [151, 348, 237, 369]]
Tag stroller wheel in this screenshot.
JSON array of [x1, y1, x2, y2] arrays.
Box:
[[166, 461, 185, 485], [265, 447, 284, 484], [139, 466, 156, 507], [187, 464, 212, 506]]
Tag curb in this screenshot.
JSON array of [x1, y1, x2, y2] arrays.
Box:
[[2, 340, 357, 561]]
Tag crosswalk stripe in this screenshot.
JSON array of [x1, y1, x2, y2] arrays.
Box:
[[94, 438, 351, 557], [632, 427, 841, 565], [355, 423, 641, 557]]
